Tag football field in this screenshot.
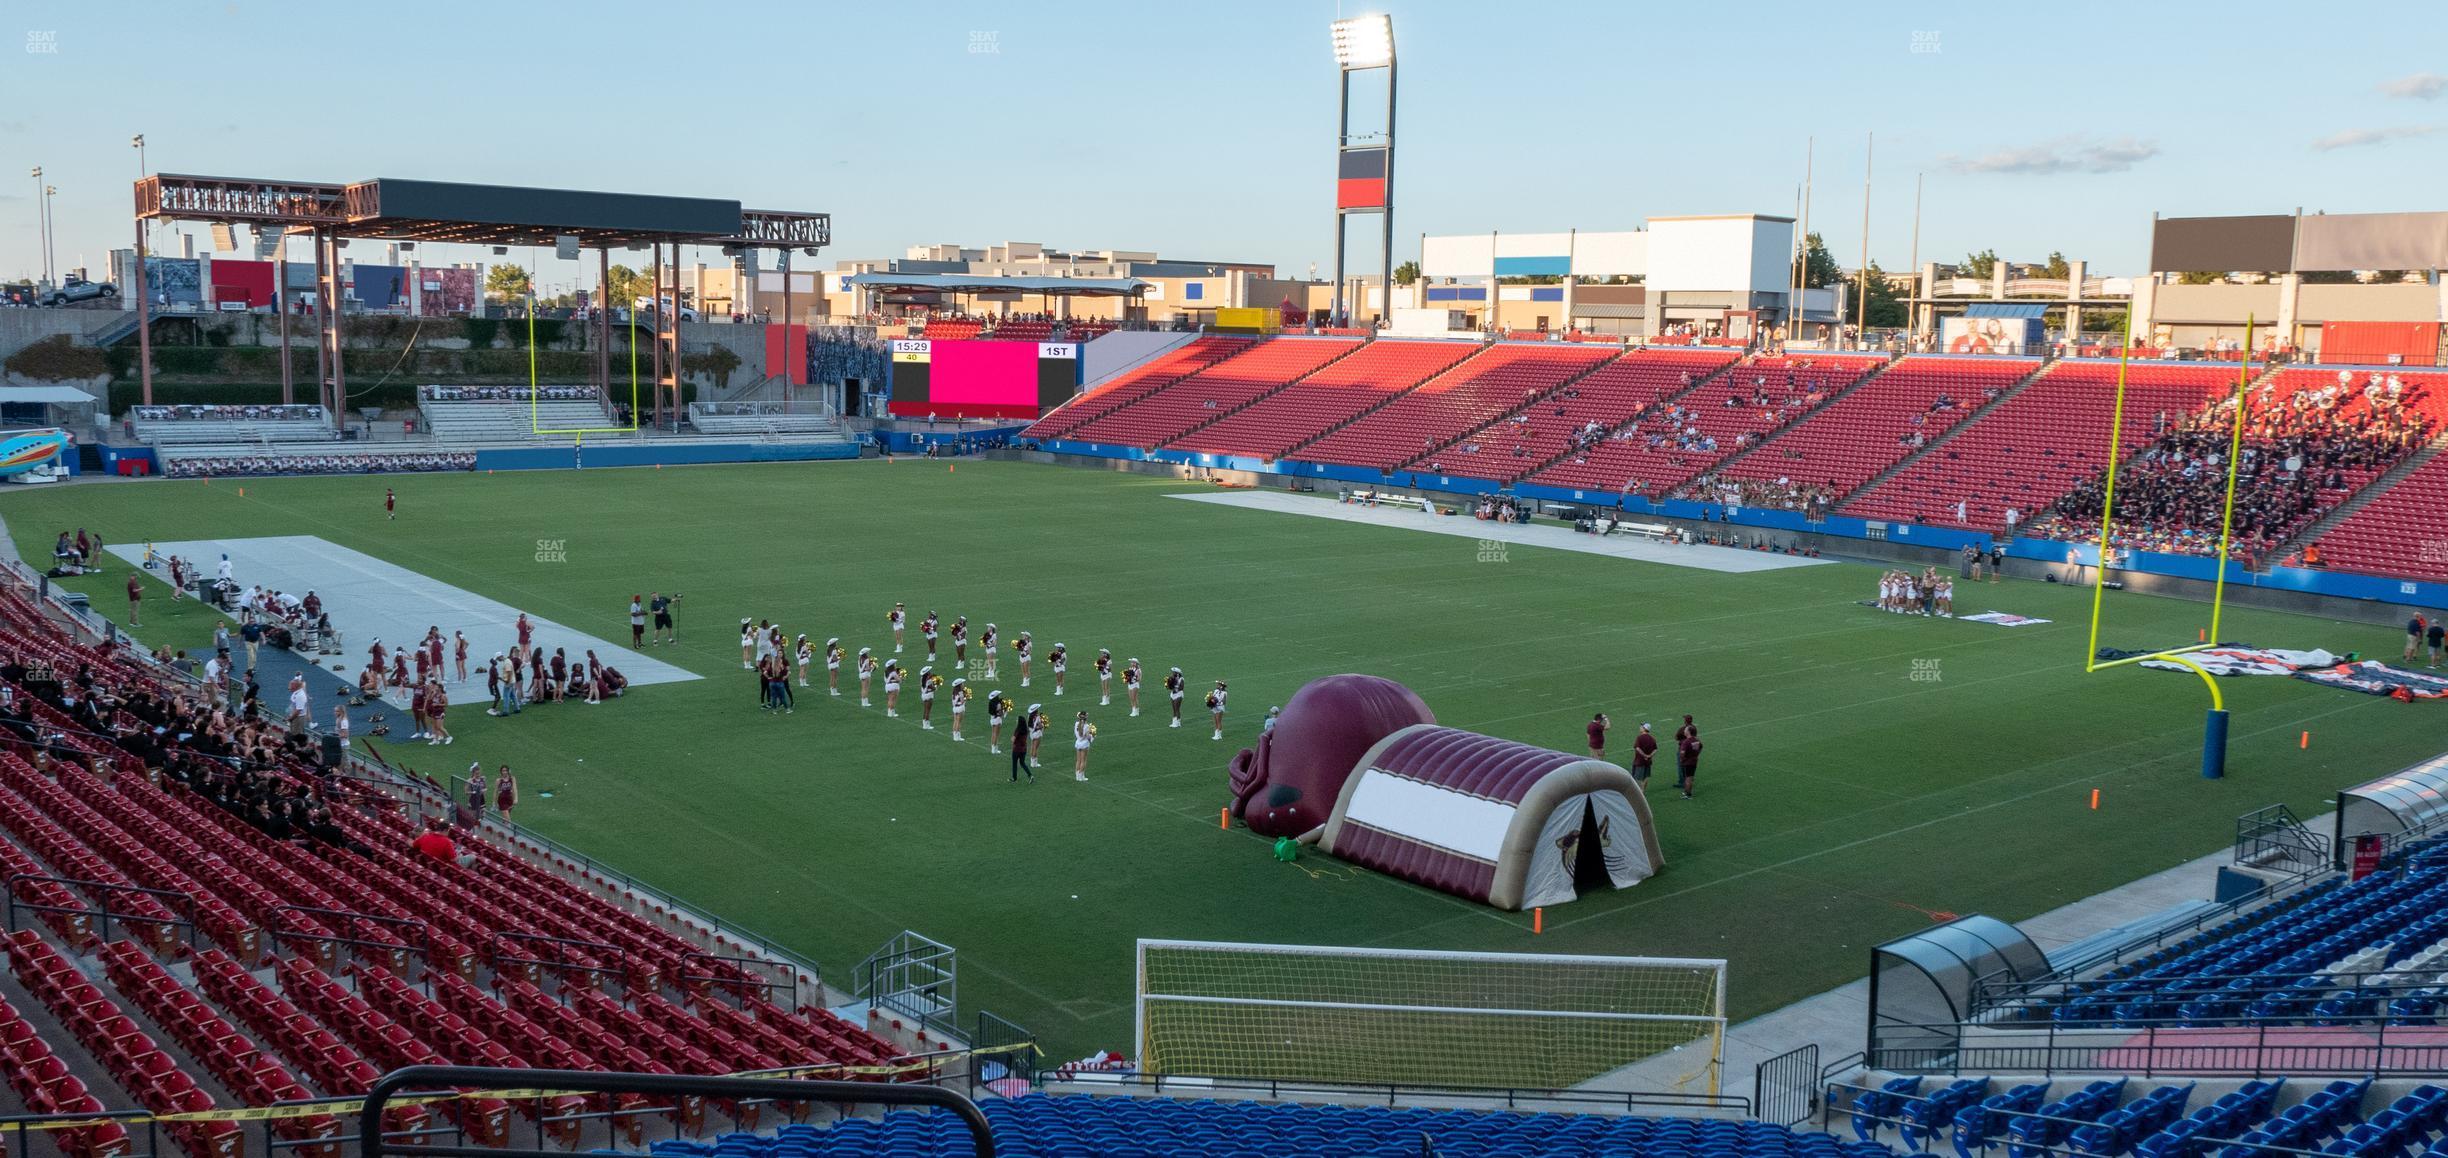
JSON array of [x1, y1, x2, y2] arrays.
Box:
[[8, 459, 2438, 1062]]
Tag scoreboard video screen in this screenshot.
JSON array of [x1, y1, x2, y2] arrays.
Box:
[[886, 339, 1081, 419]]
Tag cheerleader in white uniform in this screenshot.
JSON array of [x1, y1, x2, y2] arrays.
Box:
[[920, 611, 940, 662], [1165, 667, 1185, 728], [951, 616, 969, 666], [1095, 650, 1113, 705], [856, 647, 876, 707], [1123, 659, 1143, 717], [1026, 703, 1047, 769], [824, 638, 844, 697], [739, 619, 756, 669], [888, 602, 906, 653], [948, 678, 970, 742], [1015, 632, 1034, 688], [1206, 680, 1228, 741], [883, 661, 904, 718], [980, 624, 1000, 680], [986, 690, 1010, 754], [1073, 711, 1095, 781], [794, 635, 814, 688], [918, 666, 941, 729], [1049, 643, 1068, 697]]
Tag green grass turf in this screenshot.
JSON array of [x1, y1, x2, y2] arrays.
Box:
[[6, 460, 2440, 1065]]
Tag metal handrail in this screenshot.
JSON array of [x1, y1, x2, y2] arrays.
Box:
[[359, 1066, 996, 1158], [1038, 1069, 1751, 1115]]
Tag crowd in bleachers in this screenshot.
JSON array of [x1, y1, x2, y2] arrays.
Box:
[[1680, 474, 1841, 519], [2028, 370, 2434, 560], [163, 452, 475, 478], [131, 404, 324, 422], [419, 384, 602, 402]]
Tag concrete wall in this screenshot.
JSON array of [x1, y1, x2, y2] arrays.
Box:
[[2298, 282, 2441, 324], [2150, 283, 2285, 324], [0, 309, 125, 361]]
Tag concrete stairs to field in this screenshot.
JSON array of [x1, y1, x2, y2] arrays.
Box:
[[1664, 351, 1902, 492], [1396, 345, 1660, 474], [1826, 356, 2059, 509], [1154, 337, 1373, 447], [1272, 341, 1502, 461], [2269, 430, 2448, 561], [1491, 348, 1753, 485]]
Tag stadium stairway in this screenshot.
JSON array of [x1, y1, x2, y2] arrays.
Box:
[[1518, 349, 1788, 495], [1288, 343, 1623, 472], [1467, 346, 1747, 487], [1666, 353, 1905, 489], [1819, 357, 2054, 512], [1507, 342, 1762, 487], [1022, 336, 1252, 441], [1166, 339, 1484, 460], [1065, 336, 1367, 450], [1266, 341, 1498, 463], [2279, 437, 2448, 580]]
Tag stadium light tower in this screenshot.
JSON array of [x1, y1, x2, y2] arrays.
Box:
[[1329, 13, 1394, 328]]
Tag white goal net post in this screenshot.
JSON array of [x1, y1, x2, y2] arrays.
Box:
[[1134, 939, 1727, 1092]]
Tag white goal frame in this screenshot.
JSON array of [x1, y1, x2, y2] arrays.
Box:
[[1134, 938, 1729, 1091]]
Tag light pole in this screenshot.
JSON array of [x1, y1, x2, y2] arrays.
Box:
[[42, 184, 57, 287], [29, 166, 46, 287], [131, 134, 145, 178], [1329, 13, 1394, 329]]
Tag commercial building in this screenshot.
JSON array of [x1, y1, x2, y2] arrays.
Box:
[[1414, 215, 1840, 338]]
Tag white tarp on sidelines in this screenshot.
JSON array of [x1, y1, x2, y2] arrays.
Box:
[[2141, 646, 2340, 676], [110, 536, 698, 704]]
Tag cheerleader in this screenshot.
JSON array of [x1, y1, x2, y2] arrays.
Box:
[[920, 611, 940, 662], [453, 631, 469, 682], [825, 638, 844, 696], [980, 623, 1000, 680], [918, 666, 941, 730], [888, 602, 906, 653], [739, 619, 756, 669], [369, 637, 389, 677], [549, 648, 570, 702], [409, 679, 431, 740], [528, 651, 551, 705], [1049, 643, 1068, 697], [466, 765, 487, 814], [1164, 667, 1185, 728], [1206, 680, 1228, 741], [425, 678, 452, 746], [883, 660, 904, 718], [987, 689, 1010, 754], [1015, 632, 1034, 688], [1027, 703, 1048, 770], [856, 647, 876, 707], [1123, 658, 1143, 717], [495, 768, 517, 818], [413, 646, 431, 689], [948, 678, 970, 742], [1073, 711, 1096, 781], [1095, 649, 1113, 705], [390, 650, 410, 691], [1936, 577, 1955, 618], [795, 635, 814, 687], [951, 616, 969, 666]]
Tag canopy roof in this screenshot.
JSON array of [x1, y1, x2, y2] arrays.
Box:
[[841, 272, 1151, 297]]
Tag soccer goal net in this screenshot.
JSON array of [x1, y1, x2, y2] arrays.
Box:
[[1134, 939, 1726, 1091]]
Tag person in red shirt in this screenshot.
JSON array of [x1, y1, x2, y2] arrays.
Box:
[[385, 487, 396, 519], [1674, 715, 1703, 800], [1585, 712, 1609, 760], [410, 820, 458, 865], [1630, 723, 1658, 785], [126, 574, 143, 627]]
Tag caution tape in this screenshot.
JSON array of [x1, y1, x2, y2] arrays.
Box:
[[22, 1046, 1047, 1130]]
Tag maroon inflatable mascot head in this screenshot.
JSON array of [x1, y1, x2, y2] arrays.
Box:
[[1228, 674, 1435, 838]]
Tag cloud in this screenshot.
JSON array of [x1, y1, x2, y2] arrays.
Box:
[[2311, 124, 2443, 151], [1943, 136, 2159, 175], [2380, 72, 2448, 100]]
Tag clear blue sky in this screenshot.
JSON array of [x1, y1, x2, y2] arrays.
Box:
[[4, 0, 2444, 286]]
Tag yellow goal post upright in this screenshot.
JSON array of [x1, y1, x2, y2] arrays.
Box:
[[2079, 311, 2261, 779], [1133, 938, 1728, 1093], [525, 284, 643, 445]]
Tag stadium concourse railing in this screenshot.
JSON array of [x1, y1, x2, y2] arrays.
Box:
[[1037, 1070, 1753, 1118]]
